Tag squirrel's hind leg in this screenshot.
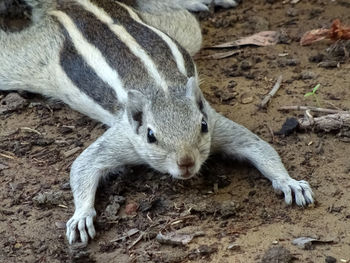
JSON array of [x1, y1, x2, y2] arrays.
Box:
[[137, 9, 202, 55], [214, 0, 239, 9], [177, 0, 239, 11], [133, 0, 238, 12], [130, 0, 238, 55], [133, 0, 210, 12]]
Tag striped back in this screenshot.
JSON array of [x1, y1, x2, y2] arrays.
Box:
[[50, 0, 195, 113]]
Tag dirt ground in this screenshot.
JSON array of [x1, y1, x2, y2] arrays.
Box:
[[1, 0, 350, 262]]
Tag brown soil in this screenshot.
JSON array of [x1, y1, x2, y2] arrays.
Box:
[[1, 1, 350, 262]]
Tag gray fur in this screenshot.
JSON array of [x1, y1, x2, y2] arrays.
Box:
[[0, 0, 312, 247], [90, 0, 195, 81], [60, 36, 119, 113], [0, 16, 62, 95], [57, 2, 155, 91], [138, 9, 203, 56], [132, 0, 238, 13]]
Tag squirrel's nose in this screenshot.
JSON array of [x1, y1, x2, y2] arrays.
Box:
[[177, 156, 195, 169]]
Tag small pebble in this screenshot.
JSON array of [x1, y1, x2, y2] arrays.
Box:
[[0, 93, 28, 114], [14, 243, 22, 250], [240, 93, 254, 104], [55, 221, 66, 229], [227, 243, 240, 250], [301, 71, 317, 80], [59, 126, 74, 134], [60, 182, 71, 190], [278, 58, 300, 67], [197, 244, 217, 256], [33, 191, 65, 207], [240, 60, 253, 70], [309, 53, 325, 63], [261, 246, 293, 263], [325, 256, 337, 263], [318, 61, 338, 68], [0, 163, 9, 171], [125, 202, 138, 215], [286, 8, 298, 17], [105, 203, 121, 221]]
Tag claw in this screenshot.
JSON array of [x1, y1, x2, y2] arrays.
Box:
[[66, 208, 96, 245], [68, 220, 78, 244], [78, 219, 88, 244], [86, 216, 96, 239], [283, 186, 293, 205], [273, 178, 314, 206]]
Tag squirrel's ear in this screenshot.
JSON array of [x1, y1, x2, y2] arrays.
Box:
[[186, 77, 204, 112], [126, 90, 146, 133]]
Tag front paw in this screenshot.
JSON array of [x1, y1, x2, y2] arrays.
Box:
[[66, 208, 96, 245], [272, 179, 314, 206]]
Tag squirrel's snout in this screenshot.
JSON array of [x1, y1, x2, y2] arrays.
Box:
[[177, 155, 195, 179], [177, 156, 195, 169]]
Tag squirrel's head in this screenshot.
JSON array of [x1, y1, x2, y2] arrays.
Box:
[[125, 77, 211, 180]]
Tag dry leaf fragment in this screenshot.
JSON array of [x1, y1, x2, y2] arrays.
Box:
[[203, 50, 241, 60], [211, 31, 280, 48], [300, 19, 350, 46], [329, 19, 350, 41], [300, 29, 329, 46], [156, 231, 205, 246], [292, 236, 335, 250]]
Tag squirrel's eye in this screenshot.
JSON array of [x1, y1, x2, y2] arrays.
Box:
[[201, 119, 208, 133], [147, 128, 157, 143]]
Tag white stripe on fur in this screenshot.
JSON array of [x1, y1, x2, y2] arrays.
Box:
[[75, 0, 169, 94], [50, 10, 128, 104], [55, 64, 116, 126], [117, 2, 188, 77]]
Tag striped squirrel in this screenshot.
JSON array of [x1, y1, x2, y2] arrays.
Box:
[[0, 0, 313, 246]]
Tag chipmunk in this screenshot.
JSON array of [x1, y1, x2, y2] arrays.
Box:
[[0, 0, 313, 246]]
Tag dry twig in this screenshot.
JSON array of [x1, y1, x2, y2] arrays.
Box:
[[156, 231, 205, 246], [298, 112, 350, 131], [202, 50, 241, 60], [260, 75, 283, 108], [110, 228, 139, 243], [0, 153, 15, 160], [162, 215, 197, 231], [63, 147, 81, 158], [128, 233, 144, 250], [279, 105, 349, 114], [20, 127, 42, 136], [266, 124, 275, 143], [0, 150, 16, 160]]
